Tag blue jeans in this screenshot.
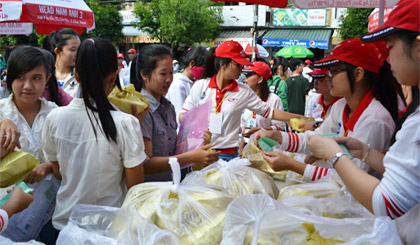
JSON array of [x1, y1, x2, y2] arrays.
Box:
[[218, 148, 239, 162]]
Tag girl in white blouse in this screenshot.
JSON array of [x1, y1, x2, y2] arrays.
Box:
[[41, 38, 146, 231], [0, 47, 59, 242]]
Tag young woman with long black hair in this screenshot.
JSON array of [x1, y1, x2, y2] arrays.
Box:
[[136, 44, 219, 181], [44, 28, 81, 98], [41, 38, 146, 231], [308, 0, 419, 221], [0, 47, 60, 242], [255, 37, 398, 180]]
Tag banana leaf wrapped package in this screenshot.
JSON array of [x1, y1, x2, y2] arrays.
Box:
[[0, 151, 38, 187], [108, 84, 148, 115], [184, 158, 279, 199], [221, 194, 401, 245], [289, 117, 314, 132], [242, 142, 288, 181], [122, 158, 234, 245]]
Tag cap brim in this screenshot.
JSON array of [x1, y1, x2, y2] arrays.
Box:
[[361, 26, 400, 43], [313, 57, 343, 68], [308, 74, 326, 78], [233, 57, 253, 66]]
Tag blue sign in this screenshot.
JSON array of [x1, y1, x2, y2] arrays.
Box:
[[262, 38, 329, 49]]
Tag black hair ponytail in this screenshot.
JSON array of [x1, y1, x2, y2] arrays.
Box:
[[39, 49, 62, 106], [76, 38, 118, 142], [345, 62, 399, 123], [202, 48, 232, 79]]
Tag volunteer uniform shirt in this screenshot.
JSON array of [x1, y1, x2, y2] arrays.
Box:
[[305, 94, 339, 120], [42, 98, 147, 230], [182, 76, 273, 149], [241, 92, 285, 134], [278, 90, 395, 180], [372, 105, 420, 219], [0, 209, 7, 233], [166, 73, 194, 125]]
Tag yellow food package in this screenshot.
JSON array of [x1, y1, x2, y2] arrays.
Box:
[[122, 159, 233, 245], [188, 158, 279, 199], [108, 84, 148, 115], [289, 117, 314, 132], [242, 143, 288, 181], [0, 151, 38, 187]]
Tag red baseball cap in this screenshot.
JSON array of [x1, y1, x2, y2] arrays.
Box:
[[215, 40, 253, 66], [361, 0, 420, 42], [127, 48, 137, 54], [313, 38, 383, 73], [305, 59, 312, 65], [244, 61, 272, 80], [117, 53, 124, 59], [372, 40, 389, 63], [307, 68, 328, 78]]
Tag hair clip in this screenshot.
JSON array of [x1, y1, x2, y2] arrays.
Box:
[[87, 38, 95, 44]]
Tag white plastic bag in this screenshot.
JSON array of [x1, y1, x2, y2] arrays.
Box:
[[184, 158, 279, 199], [122, 158, 234, 245], [56, 204, 179, 245], [222, 194, 402, 245], [0, 236, 43, 245]]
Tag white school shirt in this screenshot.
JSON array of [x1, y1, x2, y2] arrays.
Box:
[[166, 73, 194, 125], [42, 98, 148, 230], [278, 91, 395, 180], [181, 76, 273, 149], [241, 92, 285, 133], [372, 105, 420, 219], [59, 74, 81, 99], [0, 94, 57, 162]]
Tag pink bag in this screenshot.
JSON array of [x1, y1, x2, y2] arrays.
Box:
[[175, 100, 211, 168]]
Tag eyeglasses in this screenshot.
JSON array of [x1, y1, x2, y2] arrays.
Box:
[[231, 61, 244, 69], [327, 68, 347, 78]]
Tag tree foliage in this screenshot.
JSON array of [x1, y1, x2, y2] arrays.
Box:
[[134, 0, 223, 49], [85, 0, 124, 42], [338, 8, 373, 40]]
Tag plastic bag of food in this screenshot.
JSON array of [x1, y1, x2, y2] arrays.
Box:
[[56, 204, 179, 245], [281, 195, 373, 219], [221, 194, 402, 245], [289, 117, 314, 132], [242, 142, 288, 181], [0, 151, 38, 187], [184, 158, 279, 199], [108, 84, 148, 115], [122, 158, 234, 245]]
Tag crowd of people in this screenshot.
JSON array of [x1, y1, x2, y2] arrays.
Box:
[[0, 0, 418, 243]]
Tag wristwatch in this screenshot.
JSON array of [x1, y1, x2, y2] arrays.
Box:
[[330, 152, 348, 167], [313, 121, 321, 130]]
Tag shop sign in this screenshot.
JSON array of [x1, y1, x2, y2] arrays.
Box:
[[262, 38, 329, 49], [123, 36, 159, 43], [272, 8, 327, 27]]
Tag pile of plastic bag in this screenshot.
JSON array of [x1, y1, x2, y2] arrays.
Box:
[[122, 158, 234, 244], [108, 84, 148, 115], [56, 204, 179, 245], [221, 194, 402, 245], [184, 158, 279, 199]]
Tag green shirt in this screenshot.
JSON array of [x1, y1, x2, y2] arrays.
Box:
[[285, 75, 309, 115], [267, 75, 288, 112]]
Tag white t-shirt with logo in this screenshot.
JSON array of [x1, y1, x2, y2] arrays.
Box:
[[182, 77, 273, 149]]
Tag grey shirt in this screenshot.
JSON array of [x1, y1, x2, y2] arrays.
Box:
[[141, 89, 177, 181]]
